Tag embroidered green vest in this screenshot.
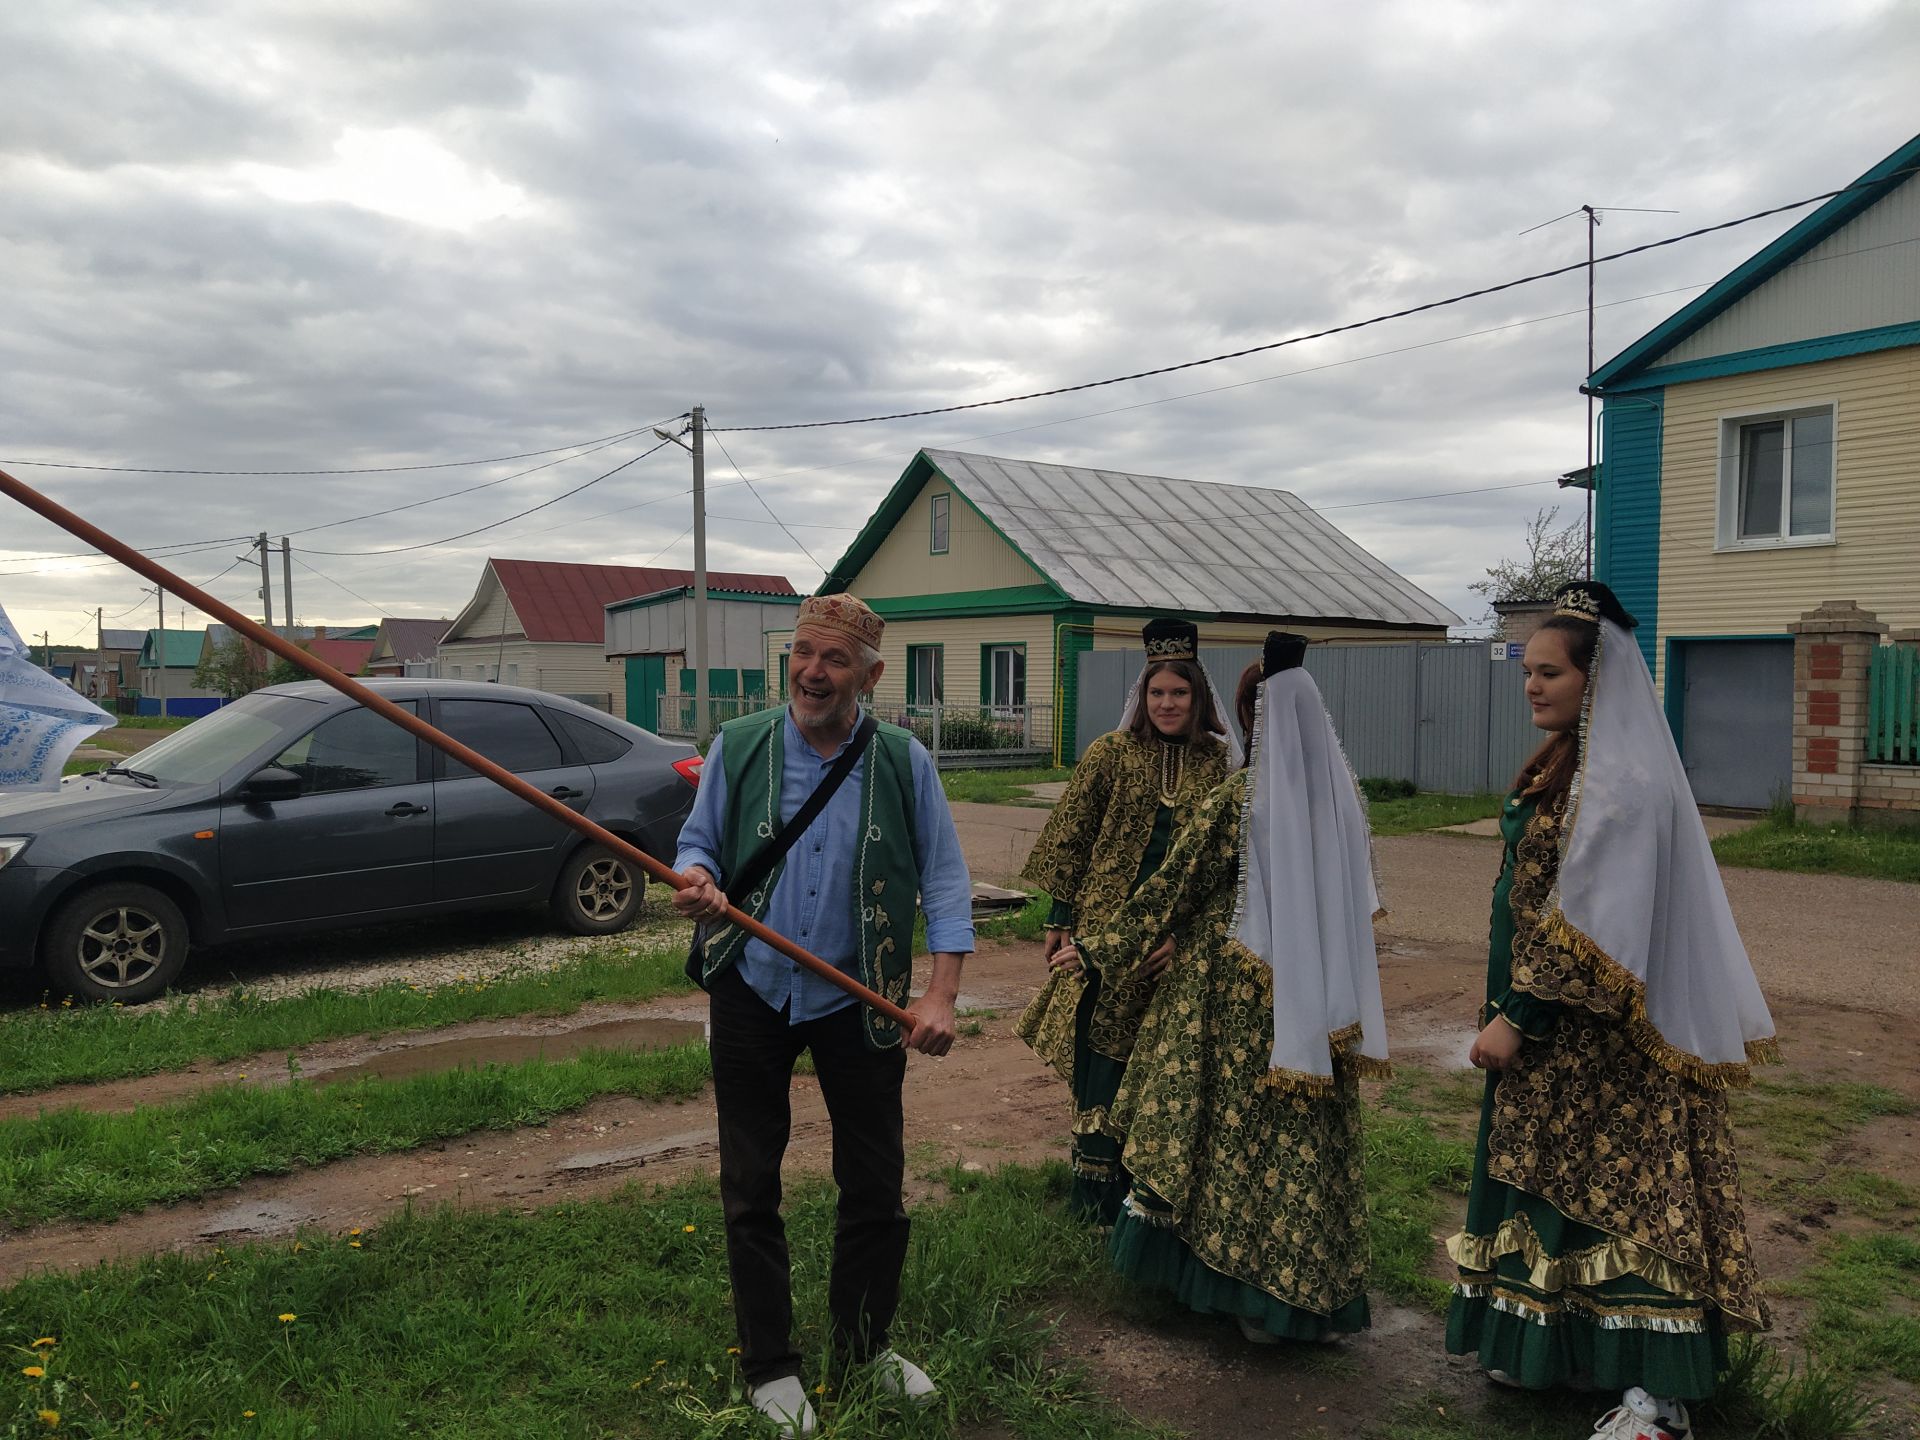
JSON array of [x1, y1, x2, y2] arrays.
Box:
[[698, 706, 920, 1049]]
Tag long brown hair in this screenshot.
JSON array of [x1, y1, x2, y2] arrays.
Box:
[[1514, 614, 1599, 803], [1234, 661, 1261, 761], [1126, 659, 1225, 746]]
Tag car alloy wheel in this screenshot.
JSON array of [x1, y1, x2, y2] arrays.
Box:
[[77, 903, 171, 991], [573, 856, 634, 923]]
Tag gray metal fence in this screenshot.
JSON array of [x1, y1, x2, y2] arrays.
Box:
[[1076, 642, 1537, 795]]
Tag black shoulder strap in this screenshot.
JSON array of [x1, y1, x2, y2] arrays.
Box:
[[729, 714, 879, 903]]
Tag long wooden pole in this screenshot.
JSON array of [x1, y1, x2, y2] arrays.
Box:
[[0, 466, 914, 1032]]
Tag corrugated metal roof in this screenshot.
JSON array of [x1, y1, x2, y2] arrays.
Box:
[[100, 628, 146, 651], [490, 559, 798, 644], [921, 450, 1461, 628], [140, 629, 204, 668], [373, 618, 451, 663]]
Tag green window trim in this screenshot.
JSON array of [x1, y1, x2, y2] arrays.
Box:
[[929, 492, 951, 555], [979, 642, 1028, 708], [906, 643, 945, 705]]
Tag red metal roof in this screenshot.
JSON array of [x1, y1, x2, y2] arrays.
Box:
[[304, 638, 377, 674], [489, 558, 797, 644]]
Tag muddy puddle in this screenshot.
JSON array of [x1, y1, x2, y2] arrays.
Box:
[[312, 1018, 708, 1086]]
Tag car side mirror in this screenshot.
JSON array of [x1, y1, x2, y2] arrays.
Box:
[[241, 766, 305, 802]]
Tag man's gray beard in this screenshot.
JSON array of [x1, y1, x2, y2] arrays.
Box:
[[793, 693, 858, 731]]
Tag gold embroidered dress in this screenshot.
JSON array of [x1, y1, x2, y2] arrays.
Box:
[[1444, 790, 1768, 1399], [1015, 729, 1228, 1221], [1086, 770, 1373, 1338]]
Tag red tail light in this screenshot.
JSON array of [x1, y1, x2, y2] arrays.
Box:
[[672, 756, 703, 787]]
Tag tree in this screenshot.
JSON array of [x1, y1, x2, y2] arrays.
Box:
[[1469, 507, 1586, 617], [193, 636, 268, 701]]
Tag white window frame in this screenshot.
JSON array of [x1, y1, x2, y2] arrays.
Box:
[[1714, 400, 1838, 551], [929, 492, 951, 555], [986, 644, 1026, 712]]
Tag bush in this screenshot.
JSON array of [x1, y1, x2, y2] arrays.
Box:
[[1360, 776, 1417, 802]]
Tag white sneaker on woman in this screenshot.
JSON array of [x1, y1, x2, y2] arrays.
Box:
[[749, 1376, 817, 1438], [1592, 1387, 1692, 1440]]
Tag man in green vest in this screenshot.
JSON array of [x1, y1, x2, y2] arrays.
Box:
[[673, 592, 973, 1439]]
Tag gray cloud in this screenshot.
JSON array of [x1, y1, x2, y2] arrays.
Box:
[[4, 0, 1918, 651]]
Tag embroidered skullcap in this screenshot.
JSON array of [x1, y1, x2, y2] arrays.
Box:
[[797, 593, 885, 650]]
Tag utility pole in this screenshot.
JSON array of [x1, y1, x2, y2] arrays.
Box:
[[691, 405, 710, 748], [95, 607, 103, 650], [256, 531, 274, 631], [280, 537, 293, 630], [653, 409, 712, 746]]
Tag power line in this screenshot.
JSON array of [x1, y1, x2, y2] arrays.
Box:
[[638, 525, 695, 566], [705, 425, 830, 571], [299, 435, 680, 556], [0, 419, 681, 476], [290, 554, 393, 618], [713, 166, 1918, 433]]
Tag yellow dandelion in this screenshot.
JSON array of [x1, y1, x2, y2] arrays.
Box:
[[652, 1359, 668, 1368], [37, 1411, 58, 1428], [30, 1338, 55, 1349], [813, 1383, 827, 1395], [682, 1224, 697, 1233], [22, 1365, 45, 1378], [349, 1241, 363, 1249], [349, 1228, 362, 1237], [726, 1346, 741, 1355], [129, 1382, 140, 1391], [243, 1410, 256, 1419], [278, 1314, 296, 1324]]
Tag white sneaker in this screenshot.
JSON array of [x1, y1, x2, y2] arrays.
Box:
[[749, 1376, 817, 1438], [869, 1349, 938, 1405], [1592, 1387, 1692, 1440]]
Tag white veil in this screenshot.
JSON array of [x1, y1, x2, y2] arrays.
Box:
[[1231, 667, 1387, 1090], [1550, 617, 1777, 1081], [1117, 662, 1244, 767]]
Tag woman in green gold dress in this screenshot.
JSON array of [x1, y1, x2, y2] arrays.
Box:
[[1446, 582, 1777, 1440], [1062, 632, 1387, 1345], [1015, 617, 1236, 1224]]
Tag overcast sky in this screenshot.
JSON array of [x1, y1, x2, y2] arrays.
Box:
[[4, 0, 1917, 653]]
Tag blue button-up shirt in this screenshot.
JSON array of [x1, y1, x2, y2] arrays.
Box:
[[675, 707, 975, 1022]]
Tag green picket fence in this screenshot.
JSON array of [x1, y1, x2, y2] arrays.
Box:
[[1868, 643, 1920, 763]]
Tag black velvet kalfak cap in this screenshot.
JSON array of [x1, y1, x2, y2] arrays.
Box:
[[1551, 580, 1639, 630], [1262, 631, 1309, 677], [1141, 617, 1199, 661]]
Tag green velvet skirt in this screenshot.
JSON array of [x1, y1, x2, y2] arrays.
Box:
[[1111, 1191, 1370, 1341], [1068, 968, 1129, 1225]]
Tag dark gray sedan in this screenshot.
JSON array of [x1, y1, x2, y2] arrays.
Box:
[[0, 678, 702, 1004]]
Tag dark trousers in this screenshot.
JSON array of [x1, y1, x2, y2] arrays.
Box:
[[710, 964, 910, 1385]]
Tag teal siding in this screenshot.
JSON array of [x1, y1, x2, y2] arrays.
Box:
[[1596, 394, 1663, 672]]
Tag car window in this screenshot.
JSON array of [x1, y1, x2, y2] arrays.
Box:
[[438, 699, 565, 776], [129, 695, 311, 786], [272, 702, 420, 794], [553, 710, 633, 764]]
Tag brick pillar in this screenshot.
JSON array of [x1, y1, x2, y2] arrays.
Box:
[[1788, 600, 1887, 825]]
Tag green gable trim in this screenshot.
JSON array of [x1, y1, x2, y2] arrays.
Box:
[[1590, 134, 1920, 389], [607, 588, 803, 614], [866, 584, 1062, 620], [1596, 319, 1920, 393], [818, 451, 1068, 601]]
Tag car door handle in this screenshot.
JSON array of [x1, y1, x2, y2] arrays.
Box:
[[385, 801, 430, 817], [549, 786, 584, 800]]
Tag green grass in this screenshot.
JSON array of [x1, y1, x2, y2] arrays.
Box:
[[0, 1166, 1168, 1440], [0, 944, 697, 1096], [1729, 1078, 1915, 1206], [1713, 816, 1920, 883], [940, 765, 1073, 806], [0, 1044, 711, 1227], [59, 759, 103, 776], [1362, 1108, 1473, 1310], [1366, 792, 1504, 836], [1783, 1232, 1920, 1388], [101, 715, 195, 731]]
